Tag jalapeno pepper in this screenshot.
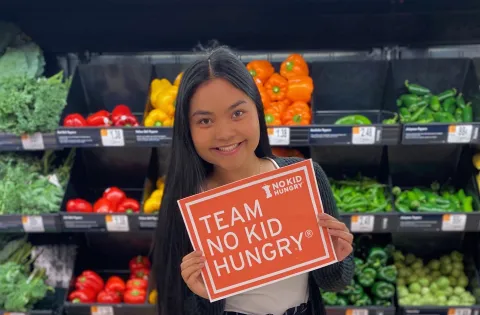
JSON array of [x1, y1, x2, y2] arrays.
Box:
[[429, 95, 441, 112], [400, 94, 421, 106], [442, 96, 456, 114], [455, 108, 464, 122], [409, 104, 429, 122], [399, 107, 412, 123], [433, 112, 455, 123], [456, 93, 466, 108], [408, 99, 427, 113], [438, 88, 457, 101], [463, 102, 473, 122], [405, 80, 431, 96], [334, 115, 372, 125], [382, 113, 398, 124], [463, 196, 473, 212]]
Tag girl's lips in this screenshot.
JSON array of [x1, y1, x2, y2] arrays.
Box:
[[212, 141, 244, 156]]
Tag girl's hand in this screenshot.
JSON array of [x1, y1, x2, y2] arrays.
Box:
[[317, 213, 353, 261], [180, 250, 209, 299]]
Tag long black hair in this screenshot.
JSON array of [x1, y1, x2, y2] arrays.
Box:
[[153, 46, 272, 315]]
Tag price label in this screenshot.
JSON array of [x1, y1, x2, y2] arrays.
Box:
[[352, 127, 376, 145], [105, 215, 129, 232], [350, 215, 374, 232], [91, 306, 114, 315], [22, 216, 45, 232], [346, 309, 368, 315], [442, 214, 467, 231], [448, 308, 472, 315], [268, 128, 290, 146], [5, 313, 26, 315], [447, 125, 473, 143], [100, 129, 125, 147], [21, 132, 45, 150]]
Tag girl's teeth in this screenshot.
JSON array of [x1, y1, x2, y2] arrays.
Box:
[[218, 143, 239, 152]]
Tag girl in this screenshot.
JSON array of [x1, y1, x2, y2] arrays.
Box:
[[153, 46, 355, 315]]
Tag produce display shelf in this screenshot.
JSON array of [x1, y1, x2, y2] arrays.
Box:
[[324, 305, 395, 315]]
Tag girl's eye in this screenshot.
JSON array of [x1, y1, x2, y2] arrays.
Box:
[[198, 118, 212, 125], [233, 110, 244, 118]]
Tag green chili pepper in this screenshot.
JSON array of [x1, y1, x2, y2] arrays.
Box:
[[417, 204, 448, 212], [396, 99, 403, 107], [370, 201, 388, 213], [456, 93, 466, 108], [322, 292, 338, 306], [400, 94, 421, 106], [455, 108, 464, 122], [399, 107, 412, 123], [405, 80, 431, 96], [457, 189, 466, 202], [438, 88, 457, 101], [367, 247, 388, 268], [442, 96, 456, 114], [334, 115, 372, 125], [413, 188, 426, 202], [463, 103, 473, 122], [377, 265, 398, 283], [371, 281, 395, 299], [433, 112, 455, 123], [408, 99, 427, 113], [358, 267, 377, 287], [409, 104, 428, 122], [354, 294, 372, 307], [429, 95, 441, 112], [382, 113, 398, 124], [463, 196, 473, 212], [416, 118, 434, 124]]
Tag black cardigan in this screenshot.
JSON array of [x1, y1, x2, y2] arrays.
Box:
[[184, 157, 355, 315]]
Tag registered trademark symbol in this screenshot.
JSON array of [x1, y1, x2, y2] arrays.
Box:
[[305, 230, 313, 238]]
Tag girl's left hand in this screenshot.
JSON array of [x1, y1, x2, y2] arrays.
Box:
[[317, 213, 353, 261]]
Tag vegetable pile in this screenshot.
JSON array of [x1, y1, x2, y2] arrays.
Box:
[[0, 234, 53, 312], [144, 74, 182, 127], [0, 22, 71, 135], [397, 81, 473, 124], [322, 242, 396, 306], [393, 181, 474, 213], [68, 256, 150, 304], [248, 54, 313, 126], [63, 104, 140, 127], [143, 176, 165, 214], [330, 176, 392, 213], [67, 186, 140, 213], [395, 250, 476, 306], [0, 150, 75, 215]]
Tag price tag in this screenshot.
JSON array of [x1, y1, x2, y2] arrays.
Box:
[[21, 132, 45, 150], [268, 128, 290, 146], [442, 214, 467, 231], [105, 215, 129, 232], [100, 129, 125, 147], [22, 216, 45, 232], [346, 309, 368, 315], [352, 127, 375, 145], [350, 215, 374, 232], [448, 308, 472, 315], [447, 125, 473, 143], [5, 312, 26, 315], [91, 306, 114, 315]]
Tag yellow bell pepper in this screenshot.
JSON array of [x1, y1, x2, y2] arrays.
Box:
[[163, 117, 174, 127], [473, 153, 480, 170], [145, 109, 170, 127], [149, 289, 158, 304], [144, 197, 161, 214], [174, 72, 183, 86], [156, 177, 165, 189], [153, 85, 178, 116], [150, 78, 171, 105], [150, 189, 163, 201]]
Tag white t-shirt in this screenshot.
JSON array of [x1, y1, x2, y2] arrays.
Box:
[[224, 157, 309, 315]]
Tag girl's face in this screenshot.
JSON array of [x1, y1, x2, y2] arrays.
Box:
[[189, 78, 260, 171]]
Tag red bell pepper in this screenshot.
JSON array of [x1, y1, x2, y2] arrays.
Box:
[[129, 256, 151, 273], [124, 289, 147, 304], [87, 110, 111, 126], [112, 104, 133, 123], [66, 199, 93, 213], [75, 271, 104, 293], [63, 113, 87, 127], [105, 276, 126, 294], [103, 187, 126, 208], [130, 267, 150, 281], [97, 290, 121, 303], [117, 198, 140, 213], [93, 198, 115, 213], [126, 278, 148, 291], [113, 114, 139, 127], [68, 288, 97, 303]]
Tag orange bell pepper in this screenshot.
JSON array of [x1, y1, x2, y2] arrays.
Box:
[[282, 101, 311, 125], [287, 76, 314, 103], [264, 107, 282, 126], [268, 99, 291, 113], [247, 60, 275, 84], [280, 54, 309, 79], [265, 73, 288, 101], [257, 84, 271, 109]]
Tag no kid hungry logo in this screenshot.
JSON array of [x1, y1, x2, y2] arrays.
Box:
[[178, 159, 338, 301]]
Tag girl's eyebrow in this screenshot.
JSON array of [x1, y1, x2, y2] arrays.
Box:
[[191, 100, 247, 117]]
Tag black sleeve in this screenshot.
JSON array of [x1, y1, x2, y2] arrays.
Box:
[[309, 161, 355, 292], [184, 293, 225, 315]]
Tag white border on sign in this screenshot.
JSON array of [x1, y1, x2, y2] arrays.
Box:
[[181, 163, 336, 299]]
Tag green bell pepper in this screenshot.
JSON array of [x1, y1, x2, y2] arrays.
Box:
[[367, 247, 388, 268], [348, 284, 365, 304], [336, 296, 349, 306], [340, 279, 356, 295], [371, 281, 395, 299], [322, 292, 338, 306], [354, 294, 372, 307], [373, 298, 392, 306], [377, 265, 398, 283], [358, 267, 377, 287]]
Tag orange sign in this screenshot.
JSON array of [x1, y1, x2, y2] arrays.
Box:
[[178, 159, 338, 301]]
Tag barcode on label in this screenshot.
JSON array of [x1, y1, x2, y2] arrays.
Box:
[[21, 132, 45, 150], [106, 215, 129, 232], [442, 214, 467, 231], [22, 216, 45, 232], [448, 308, 472, 315], [268, 128, 290, 146], [101, 129, 125, 147], [447, 125, 473, 143], [350, 215, 374, 232], [352, 127, 376, 145], [91, 306, 114, 315], [346, 309, 368, 315]]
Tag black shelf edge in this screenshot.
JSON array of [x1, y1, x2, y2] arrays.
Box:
[[0, 214, 62, 233]]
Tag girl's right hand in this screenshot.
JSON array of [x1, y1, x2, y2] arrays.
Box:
[[180, 250, 208, 299]]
